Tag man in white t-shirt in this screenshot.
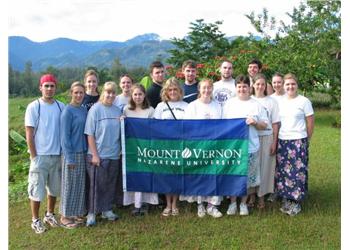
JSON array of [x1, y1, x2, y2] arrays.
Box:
[[25, 74, 65, 234], [213, 60, 236, 107]]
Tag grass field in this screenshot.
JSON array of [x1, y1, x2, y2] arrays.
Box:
[[8, 98, 341, 249]]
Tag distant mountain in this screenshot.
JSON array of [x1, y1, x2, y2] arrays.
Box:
[[8, 34, 174, 71]]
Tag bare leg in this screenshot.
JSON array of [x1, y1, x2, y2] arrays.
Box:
[[229, 196, 237, 203], [165, 194, 172, 209], [171, 195, 178, 209], [47, 195, 57, 214], [30, 200, 40, 219]]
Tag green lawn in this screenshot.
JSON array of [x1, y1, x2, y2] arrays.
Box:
[[8, 97, 340, 249]]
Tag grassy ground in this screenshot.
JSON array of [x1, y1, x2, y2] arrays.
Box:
[[8, 97, 340, 249]]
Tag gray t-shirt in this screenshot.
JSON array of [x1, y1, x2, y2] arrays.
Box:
[[25, 99, 65, 155], [84, 102, 122, 159]]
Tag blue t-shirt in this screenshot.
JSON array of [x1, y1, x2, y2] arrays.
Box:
[[183, 82, 198, 103], [84, 102, 122, 159], [60, 104, 88, 164]]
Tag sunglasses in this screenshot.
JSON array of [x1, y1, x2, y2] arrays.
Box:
[[42, 84, 55, 88]]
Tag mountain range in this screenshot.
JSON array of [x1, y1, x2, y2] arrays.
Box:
[[8, 33, 175, 72]]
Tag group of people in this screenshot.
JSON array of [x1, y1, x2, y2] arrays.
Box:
[[24, 58, 314, 234]]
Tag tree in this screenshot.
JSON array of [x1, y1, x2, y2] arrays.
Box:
[[246, 0, 341, 104], [167, 19, 232, 67]]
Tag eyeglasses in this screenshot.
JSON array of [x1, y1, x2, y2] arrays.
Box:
[[42, 84, 55, 88]]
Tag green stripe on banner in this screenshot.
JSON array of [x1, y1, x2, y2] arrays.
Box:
[[125, 138, 249, 175]]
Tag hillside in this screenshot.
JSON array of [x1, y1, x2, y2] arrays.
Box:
[[8, 34, 175, 71]]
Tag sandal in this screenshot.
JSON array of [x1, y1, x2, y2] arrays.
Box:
[[162, 208, 172, 217], [171, 208, 179, 216], [60, 218, 78, 229], [73, 216, 85, 224]]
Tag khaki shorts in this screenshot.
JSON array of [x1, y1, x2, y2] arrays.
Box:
[[28, 155, 61, 202]]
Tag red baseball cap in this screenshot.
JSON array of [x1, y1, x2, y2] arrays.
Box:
[[40, 74, 57, 86]]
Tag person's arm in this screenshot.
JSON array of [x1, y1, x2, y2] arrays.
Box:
[[246, 117, 267, 130], [25, 126, 36, 159], [270, 122, 279, 155], [87, 135, 100, 167], [306, 115, 314, 140], [60, 108, 76, 168]]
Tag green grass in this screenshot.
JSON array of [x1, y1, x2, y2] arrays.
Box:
[[8, 97, 340, 249]]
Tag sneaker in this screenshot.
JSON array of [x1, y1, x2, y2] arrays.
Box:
[[131, 207, 141, 216], [31, 219, 46, 234], [162, 208, 171, 217], [280, 199, 292, 214], [239, 203, 249, 216], [140, 204, 149, 215], [101, 210, 119, 221], [226, 202, 237, 215], [43, 213, 59, 227], [197, 204, 206, 218], [207, 205, 222, 218], [267, 193, 277, 202], [172, 208, 179, 216], [86, 213, 96, 227], [286, 202, 301, 216]]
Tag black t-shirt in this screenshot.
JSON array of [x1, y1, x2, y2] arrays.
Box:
[[146, 82, 162, 108], [81, 94, 99, 111]]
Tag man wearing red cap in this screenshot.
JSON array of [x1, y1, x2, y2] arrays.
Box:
[[25, 74, 65, 233]]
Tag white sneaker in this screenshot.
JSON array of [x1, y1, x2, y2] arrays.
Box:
[[86, 213, 96, 227], [197, 204, 206, 218], [101, 210, 119, 221], [239, 203, 249, 216], [31, 219, 47, 234], [207, 205, 222, 218], [226, 202, 237, 215]]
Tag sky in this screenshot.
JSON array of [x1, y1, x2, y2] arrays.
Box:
[[8, 0, 304, 42]]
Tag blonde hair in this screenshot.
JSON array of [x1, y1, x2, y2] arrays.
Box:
[[160, 77, 183, 102], [70, 81, 85, 92], [99, 81, 117, 102], [284, 73, 298, 84], [197, 78, 213, 99]]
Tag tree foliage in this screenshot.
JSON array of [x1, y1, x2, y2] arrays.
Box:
[[167, 19, 232, 67]]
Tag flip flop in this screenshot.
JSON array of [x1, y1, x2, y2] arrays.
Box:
[[73, 217, 85, 224], [60, 220, 78, 229]]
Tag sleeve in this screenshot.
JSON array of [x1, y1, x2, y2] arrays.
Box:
[[148, 107, 155, 118], [84, 106, 96, 136], [24, 101, 37, 127], [153, 103, 163, 119], [184, 102, 195, 119], [270, 98, 280, 123], [257, 103, 269, 124], [303, 97, 314, 117], [60, 107, 75, 165]]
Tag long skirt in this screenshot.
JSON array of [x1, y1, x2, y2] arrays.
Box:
[[123, 191, 159, 208], [257, 134, 276, 197], [179, 195, 222, 206], [60, 152, 86, 217], [86, 155, 120, 213], [275, 138, 309, 202]]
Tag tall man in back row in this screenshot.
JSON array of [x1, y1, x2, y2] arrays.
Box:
[[247, 59, 273, 95], [25, 74, 65, 234], [146, 61, 165, 108], [181, 60, 199, 103], [213, 60, 236, 108]]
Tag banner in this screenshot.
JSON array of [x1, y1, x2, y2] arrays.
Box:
[[122, 118, 249, 196]]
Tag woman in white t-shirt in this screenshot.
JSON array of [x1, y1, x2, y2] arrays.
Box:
[[276, 73, 314, 216], [123, 84, 159, 216], [251, 73, 280, 209], [180, 79, 223, 218], [113, 74, 134, 112], [154, 77, 188, 216], [270, 73, 285, 105]]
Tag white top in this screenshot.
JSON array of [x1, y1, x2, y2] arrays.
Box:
[[278, 95, 314, 140], [154, 101, 188, 120], [113, 94, 130, 112], [251, 96, 280, 136], [212, 79, 236, 106], [270, 93, 285, 107], [25, 99, 65, 155], [222, 97, 268, 153], [123, 106, 155, 118], [184, 99, 221, 119]]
